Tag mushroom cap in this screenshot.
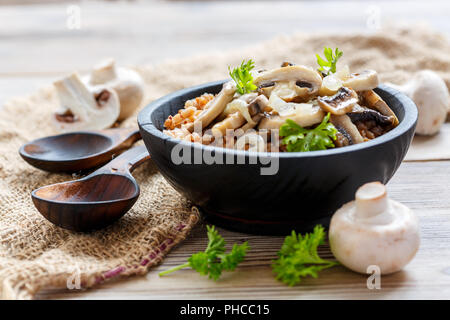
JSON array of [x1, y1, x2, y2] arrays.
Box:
[[342, 70, 379, 92], [329, 182, 420, 275]]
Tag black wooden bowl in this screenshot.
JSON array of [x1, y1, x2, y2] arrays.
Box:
[[138, 81, 417, 235]]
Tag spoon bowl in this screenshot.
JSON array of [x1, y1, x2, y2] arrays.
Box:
[[32, 146, 150, 231], [20, 127, 141, 172]]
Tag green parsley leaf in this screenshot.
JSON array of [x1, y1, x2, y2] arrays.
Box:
[[280, 113, 337, 152], [228, 59, 258, 95], [272, 225, 339, 286], [316, 47, 343, 75], [159, 225, 249, 280]]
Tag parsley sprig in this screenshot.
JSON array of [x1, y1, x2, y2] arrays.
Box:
[[272, 225, 339, 286], [316, 47, 343, 75], [159, 225, 249, 280], [280, 113, 337, 152], [228, 59, 258, 95]]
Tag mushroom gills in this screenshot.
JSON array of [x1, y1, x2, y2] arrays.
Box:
[[53, 73, 120, 132], [254, 65, 322, 102], [258, 101, 325, 131]]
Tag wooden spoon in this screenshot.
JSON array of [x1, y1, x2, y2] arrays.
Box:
[[32, 145, 150, 232], [19, 127, 141, 173]]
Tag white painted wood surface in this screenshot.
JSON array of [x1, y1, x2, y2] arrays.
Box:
[[1, 0, 449, 299]]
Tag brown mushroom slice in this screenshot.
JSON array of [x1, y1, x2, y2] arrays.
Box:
[[342, 70, 379, 92], [360, 90, 399, 126], [258, 103, 325, 130], [185, 81, 236, 132], [330, 114, 364, 145], [318, 87, 358, 115], [254, 65, 322, 102], [211, 112, 246, 137], [213, 95, 267, 136]]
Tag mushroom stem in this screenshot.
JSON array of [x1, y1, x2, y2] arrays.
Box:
[[355, 182, 388, 219]]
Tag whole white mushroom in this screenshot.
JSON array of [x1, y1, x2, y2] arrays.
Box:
[[329, 182, 420, 275], [388, 70, 449, 135], [52, 73, 120, 132]]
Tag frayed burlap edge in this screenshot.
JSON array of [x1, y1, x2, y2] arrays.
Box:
[[0, 209, 199, 300]]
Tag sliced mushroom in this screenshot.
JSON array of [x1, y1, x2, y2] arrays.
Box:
[[236, 132, 266, 152], [211, 111, 246, 137], [330, 114, 364, 145], [360, 90, 399, 126], [387, 70, 449, 135], [318, 87, 358, 115], [240, 114, 263, 132], [258, 102, 325, 130], [186, 81, 236, 132], [342, 70, 379, 92], [84, 58, 144, 121], [254, 65, 322, 102], [53, 73, 120, 132]]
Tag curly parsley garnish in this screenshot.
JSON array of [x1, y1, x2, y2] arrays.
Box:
[[316, 47, 343, 75], [159, 225, 249, 280], [228, 59, 258, 95], [272, 225, 339, 286], [280, 113, 337, 152]]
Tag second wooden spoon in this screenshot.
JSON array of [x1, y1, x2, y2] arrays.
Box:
[[32, 145, 150, 231], [19, 127, 141, 172]]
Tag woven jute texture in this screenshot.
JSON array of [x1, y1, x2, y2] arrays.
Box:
[[0, 26, 449, 299]]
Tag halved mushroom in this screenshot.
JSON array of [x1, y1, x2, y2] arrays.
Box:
[[84, 58, 144, 121], [330, 114, 364, 146], [318, 87, 358, 115], [342, 70, 379, 92], [329, 182, 420, 275], [359, 90, 399, 126], [258, 101, 325, 130], [254, 65, 322, 102], [52, 73, 120, 132], [186, 81, 236, 132]]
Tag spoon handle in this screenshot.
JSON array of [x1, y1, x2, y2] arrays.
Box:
[[102, 127, 141, 148], [91, 145, 150, 176]]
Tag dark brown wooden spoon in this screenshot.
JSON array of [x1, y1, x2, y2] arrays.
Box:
[[19, 127, 141, 173], [31, 145, 150, 232]]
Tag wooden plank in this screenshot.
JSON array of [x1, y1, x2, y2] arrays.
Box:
[[35, 160, 450, 299]]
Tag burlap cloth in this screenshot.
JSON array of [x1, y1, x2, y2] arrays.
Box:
[[0, 26, 449, 300]]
